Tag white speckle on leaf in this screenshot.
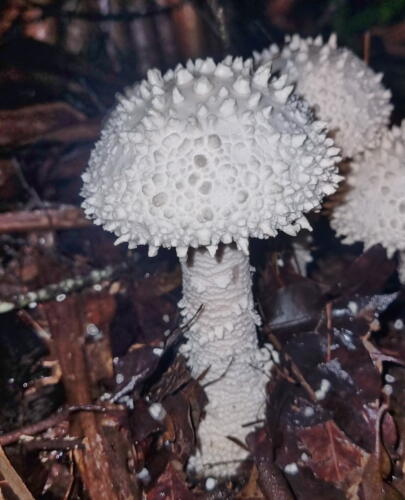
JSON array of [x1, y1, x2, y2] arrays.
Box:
[[394, 319, 403, 330], [315, 379, 331, 400], [284, 462, 299, 474], [205, 477, 217, 491], [137, 467, 151, 483], [86, 323, 102, 339], [149, 402, 167, 421], [153, 347, 164, 357], [271, 349, 280, 364], [335, 328, 356, 350], [383, 384, 393, 396], [115, 373, 124, 384]]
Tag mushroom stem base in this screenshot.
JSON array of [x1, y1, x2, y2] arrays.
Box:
[[179, 245, 271, 476]]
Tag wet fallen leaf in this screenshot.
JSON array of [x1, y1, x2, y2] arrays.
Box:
[[146, 461, 196, 500], [298, 420, 369, 495]]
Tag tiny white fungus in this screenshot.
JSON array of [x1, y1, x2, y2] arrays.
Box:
[[394, 319, 403, 330], [383, 384, 393, 396], [315, 379, 331, 400], [152, 347, 164, 357], [137, 467, 151, 483], [149, 402, 167, 421], [284, 462, 299, 475], [205, 477, 217, 491]]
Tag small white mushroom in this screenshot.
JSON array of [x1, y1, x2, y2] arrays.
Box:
[[254, 33, 392, 157], [81, 56, 341, 476], [332, 121, 405, 282]]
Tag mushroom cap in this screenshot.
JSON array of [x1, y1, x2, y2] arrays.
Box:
[[254, 34, 392, 158], [331, 121, 405, 257], [81, 56, 342, 257]]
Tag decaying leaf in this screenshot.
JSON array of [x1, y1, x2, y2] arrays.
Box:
[[298, 420, 369, 496], [146, 461, 196, 500]]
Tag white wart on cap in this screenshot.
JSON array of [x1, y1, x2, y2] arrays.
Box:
[[254, 34, 392, 157], [332, 121, 405, 257], [81, 56, 341, 257]]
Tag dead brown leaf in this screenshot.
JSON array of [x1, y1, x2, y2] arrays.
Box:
[[146, 461, 196, 500], [299, 420, 369, 496]]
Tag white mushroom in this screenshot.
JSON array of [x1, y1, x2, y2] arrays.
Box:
[[332, 121, 405, 282], [254, 33, 392, 157], [81, 56, 341, 476]]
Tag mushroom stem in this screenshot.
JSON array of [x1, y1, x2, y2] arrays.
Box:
[[179, 245, 271, 476]]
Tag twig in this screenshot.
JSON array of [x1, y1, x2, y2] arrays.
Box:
[[0, 405, 120, 446], [195, 0, 227, 45], [325, 302, 333, 362], [21, 438, 83, 452], [164, 304, 204, 350], [23, 0, 192, 22], [269, 332, 318, 402], [0, 206, 89, 234], [42, 295, 140, 499], [12, 159, 43, 208], [0, 445, 35, 500], [202, 356, 233, 389], [0, 261, 129, 314], [363, 31, 371, 64]]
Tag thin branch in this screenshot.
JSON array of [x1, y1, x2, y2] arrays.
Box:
[[0, 261, 129, 314], [0, 206, 89, 234], [23, 0, 192, 22], [269, 332, 318, 403], [0, 405, 123, 446], [363, 31, 371, 64], [0, 445, 35, 500]]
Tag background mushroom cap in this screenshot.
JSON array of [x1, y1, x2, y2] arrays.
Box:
[[81, 56, 342, 257], [332, 121, 405, 257], [254, 34, 392, 158]]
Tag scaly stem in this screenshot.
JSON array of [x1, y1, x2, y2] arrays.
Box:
[[179, 245, 271, 476]]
